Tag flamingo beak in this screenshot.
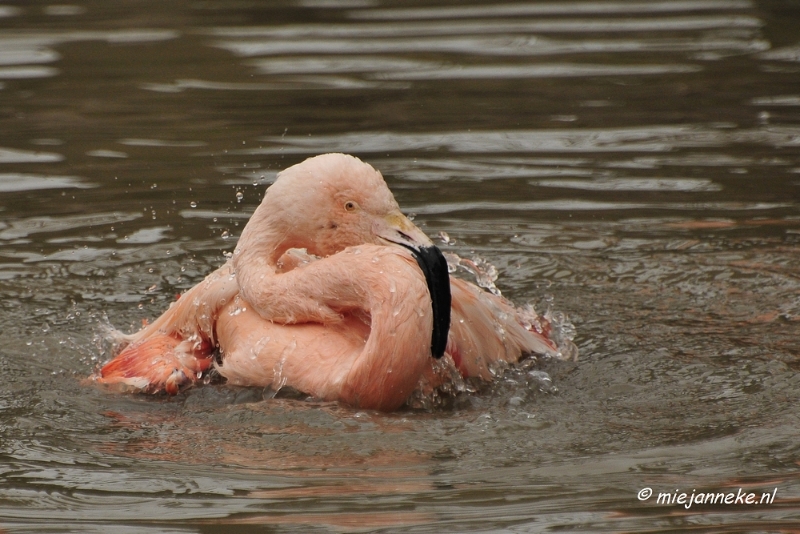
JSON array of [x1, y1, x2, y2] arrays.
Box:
[[375, 211, 435, 251], [376, 211, 450, 359]]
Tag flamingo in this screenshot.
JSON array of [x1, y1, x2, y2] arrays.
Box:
[[93, 154, 567, 410]]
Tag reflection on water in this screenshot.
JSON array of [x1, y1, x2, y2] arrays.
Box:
[[350, 1, 756, 19], [0, 173, 92, 193], [1, 0, 799, 532], [251, 124, 800, 153]]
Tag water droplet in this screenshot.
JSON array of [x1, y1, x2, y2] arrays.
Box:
[[445, 253, 501, 296], [555, 341, 579, 362], [529, 370, 558, 393], [189, 201, 197, 208], [235, 191, 244, 203]]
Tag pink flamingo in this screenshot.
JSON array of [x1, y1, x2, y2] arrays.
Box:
[[93, 154, 565, 411]]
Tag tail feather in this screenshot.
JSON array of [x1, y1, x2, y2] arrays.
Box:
[[93, 334, 213, 394], [447, 278, 558, 379], [93, 262, 239, 394]]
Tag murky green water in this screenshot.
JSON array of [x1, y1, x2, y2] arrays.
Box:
[[1, 0, 799, 532]]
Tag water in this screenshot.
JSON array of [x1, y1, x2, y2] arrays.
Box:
[[1, 0, 799, 531]]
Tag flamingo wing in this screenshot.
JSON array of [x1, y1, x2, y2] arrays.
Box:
[[447, 277, 558, 380], [216, 245, 437, 411]]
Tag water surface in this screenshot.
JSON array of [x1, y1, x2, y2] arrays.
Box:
[[1, 0, 799, 532]]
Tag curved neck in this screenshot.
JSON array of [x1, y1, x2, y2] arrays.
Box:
[[232, 203, 288, 304]]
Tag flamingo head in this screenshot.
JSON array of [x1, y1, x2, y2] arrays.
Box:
[[259, 153, 435, 258]]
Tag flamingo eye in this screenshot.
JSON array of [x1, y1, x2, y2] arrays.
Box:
[[344, 201, 358, 212]]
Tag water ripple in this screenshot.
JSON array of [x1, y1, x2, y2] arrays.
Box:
[[250, 125, 800, 155], [0, 6, 20, 18], [409, 199, 788, 215], [531, 177, 722, 192], [378, 63, 703, 80], [0, 147, 63, 163], [0, 213, 142, 241], [241, 57, 705, 85], [0, 30, 178, 85], [118, 138, 206, 148], [0, 173, 94, 193], [0, 66, 58, 79], [211, 16, 762, 39], [0, 48, 59, 66], [141, 77, 407, 93], [349, 0, 754, 20], [752, 95, 800, 106], [379, 157, 594, 181], [216, 33, 762, 58], [760, 44, 800, 62]]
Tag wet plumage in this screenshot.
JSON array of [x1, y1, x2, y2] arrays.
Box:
[[92, 153, 563, 410]]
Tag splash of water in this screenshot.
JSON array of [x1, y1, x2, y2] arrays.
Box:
[[546, 309, 579, 361], [528, 370, 558, 394], [443, 251, 578, 361], [443, 252, 501, 296], [517, 301, 579, 362], [406, 354, 478, 410], [402, 250, 579, 407]]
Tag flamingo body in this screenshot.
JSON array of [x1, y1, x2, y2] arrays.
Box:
[[217, 245, 433, 411], [92, 154, 565, 410]]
